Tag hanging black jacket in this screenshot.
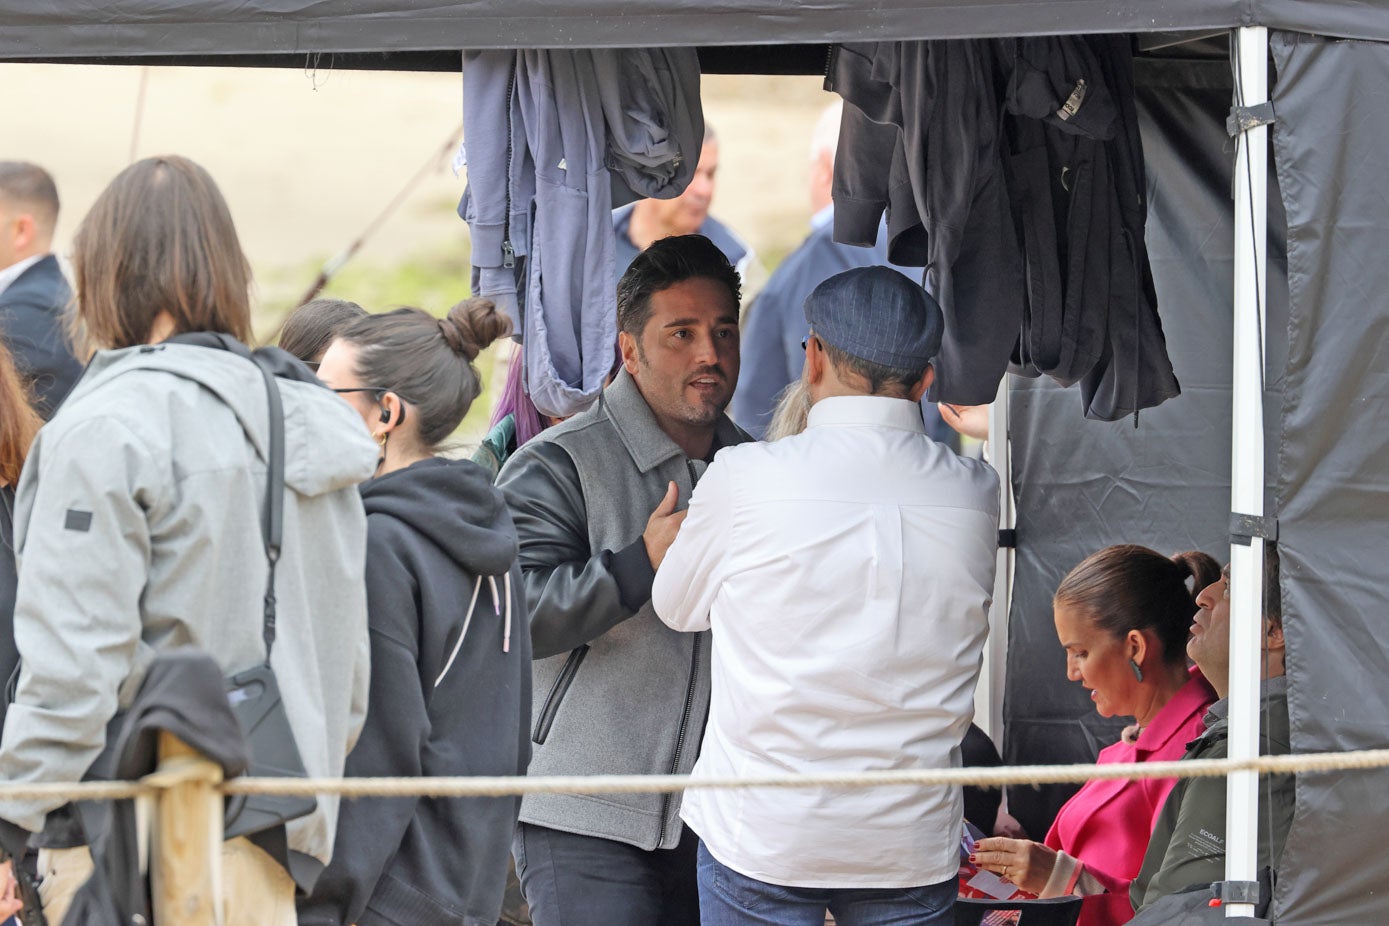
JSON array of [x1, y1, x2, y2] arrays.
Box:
[[829, 40, 1027, 407], [827, 37, 1180, 420], [300, 457, 532, 926]]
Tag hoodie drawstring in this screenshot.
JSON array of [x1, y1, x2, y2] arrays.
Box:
[[435, 575, 483, 688], [503, 572, 513, 654], [433, 572, 515, 688]]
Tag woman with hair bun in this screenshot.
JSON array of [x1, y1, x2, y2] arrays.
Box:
[[303, 298, 533, 926], [971, 545, 1220, 926]]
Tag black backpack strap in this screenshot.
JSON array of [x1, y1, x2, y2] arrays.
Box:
[[159, 333, 291, 659], [250, 355, 286, 659]]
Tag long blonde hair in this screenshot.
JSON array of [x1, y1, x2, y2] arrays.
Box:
[[766, 378, 812, 441]]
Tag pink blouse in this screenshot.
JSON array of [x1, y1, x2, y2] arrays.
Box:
[[1044, 671, 1217, 926]]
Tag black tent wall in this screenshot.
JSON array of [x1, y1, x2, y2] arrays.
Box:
[[1267, 31, 1389, 925], [1003, 55, 1290, 838]]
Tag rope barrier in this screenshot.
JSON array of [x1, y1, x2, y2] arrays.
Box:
[[7, 747, 1388, 804]]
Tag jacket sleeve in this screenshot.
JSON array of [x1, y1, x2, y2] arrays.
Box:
[[495, 441, 649, 659], [301, 521, 427, 926], [652, 455, 734, 633], [0, 418, 157, 834]]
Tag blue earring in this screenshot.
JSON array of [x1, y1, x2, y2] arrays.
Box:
[[1129, 658, 1144, 682]]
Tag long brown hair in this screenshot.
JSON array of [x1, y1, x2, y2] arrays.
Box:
[[70, 156, 252, 355], [1055, 544, 1221, 667], [0, 340, 42, 485]]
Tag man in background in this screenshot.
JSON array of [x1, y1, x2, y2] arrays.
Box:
[[729, 106, 958, 446], [613, 126, 755, 281], [0, 162, 83, 418]]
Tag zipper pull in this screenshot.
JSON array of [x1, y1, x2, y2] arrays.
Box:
[[502, 240, 516, 269]]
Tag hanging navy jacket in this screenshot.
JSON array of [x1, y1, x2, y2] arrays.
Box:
[[460, 48, 703, 420]]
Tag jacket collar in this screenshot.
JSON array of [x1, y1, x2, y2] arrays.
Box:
[[808, 395, 927, 433], [600, 367, 745, 473], [0, 253, 50, 298], [1133, 670, 1217, 757]]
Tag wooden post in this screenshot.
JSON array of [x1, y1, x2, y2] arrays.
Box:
[[149, 732, 224, 926]]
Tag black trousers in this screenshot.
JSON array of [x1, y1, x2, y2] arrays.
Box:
[[513, 822, 699, 926]]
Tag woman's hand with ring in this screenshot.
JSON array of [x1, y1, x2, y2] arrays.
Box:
[[970, 837, 1059, 895]]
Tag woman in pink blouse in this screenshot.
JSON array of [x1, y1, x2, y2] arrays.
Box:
[[972, 545, 1219, 926]]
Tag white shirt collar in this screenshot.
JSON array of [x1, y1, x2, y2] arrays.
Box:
[[809, 204, 834, 231], [0, 254, 44, 299], [807, 395, 927, 433]]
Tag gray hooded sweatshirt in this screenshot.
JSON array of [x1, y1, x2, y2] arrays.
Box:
[[0, 343, 377, 875]]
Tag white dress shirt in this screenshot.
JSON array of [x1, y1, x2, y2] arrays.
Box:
[[653, 395, 999, 889]]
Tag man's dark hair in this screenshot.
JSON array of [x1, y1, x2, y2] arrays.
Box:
[[1224, 542, 1282, 630], [616, 234, 741, 338], [815, 337, 927, 399], [0, 161, 60, 235]]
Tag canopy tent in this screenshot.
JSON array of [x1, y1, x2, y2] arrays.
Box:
[[1, 0, 1388, 57], [5, 4, 1389, 923]]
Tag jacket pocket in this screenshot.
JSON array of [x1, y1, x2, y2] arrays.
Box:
[[532, 644, 589, 745]]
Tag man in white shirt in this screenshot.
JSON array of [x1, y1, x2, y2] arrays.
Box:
[[653, 266, 999, 925]]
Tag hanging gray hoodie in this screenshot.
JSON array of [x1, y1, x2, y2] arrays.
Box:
[[0, 342, 377, 881]]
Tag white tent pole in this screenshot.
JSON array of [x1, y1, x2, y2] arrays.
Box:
[[976, 381, 1014, 743], [1226, 23, 1269, 921]]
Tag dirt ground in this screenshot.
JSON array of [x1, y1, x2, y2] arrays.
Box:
[[1, 63, 831, 309]]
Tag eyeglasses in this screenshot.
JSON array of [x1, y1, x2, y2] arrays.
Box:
[[801, 333, 818, 352], [331, 387, 389, 398], [332, 386, 409, 426]]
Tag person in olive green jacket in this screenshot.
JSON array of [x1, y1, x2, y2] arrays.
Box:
[[1130, 545, 1293, 913]]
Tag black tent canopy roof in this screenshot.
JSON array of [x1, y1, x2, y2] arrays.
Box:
[[0, 0, 1384, 65]]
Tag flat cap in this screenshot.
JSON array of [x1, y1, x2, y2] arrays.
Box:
[[803, 266, 943, 369]]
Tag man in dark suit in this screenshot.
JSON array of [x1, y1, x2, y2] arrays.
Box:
[[0, 162, 82, 418]]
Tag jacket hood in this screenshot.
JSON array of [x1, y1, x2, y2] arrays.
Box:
[[361, 457, 518, 577], [69, 342, 378, 497]]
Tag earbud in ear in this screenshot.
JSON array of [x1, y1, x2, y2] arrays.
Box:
[[379, 406, 391, 424]]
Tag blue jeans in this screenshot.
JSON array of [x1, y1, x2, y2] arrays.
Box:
[[697, 843, 956, 926]]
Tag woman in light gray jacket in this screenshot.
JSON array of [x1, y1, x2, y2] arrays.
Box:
[[0, 156, 378, 926]]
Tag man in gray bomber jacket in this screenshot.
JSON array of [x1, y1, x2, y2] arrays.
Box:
[[496, 235, 750, 926]]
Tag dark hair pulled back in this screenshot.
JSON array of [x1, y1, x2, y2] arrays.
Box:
[[279, 298, 367, 365], [1054, 544, 1221, 667], [340, 297, 512, 450]]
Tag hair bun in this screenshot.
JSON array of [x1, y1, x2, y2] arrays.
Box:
[[442, 298, 512, 362], [1170, 550, 1222, 603]]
